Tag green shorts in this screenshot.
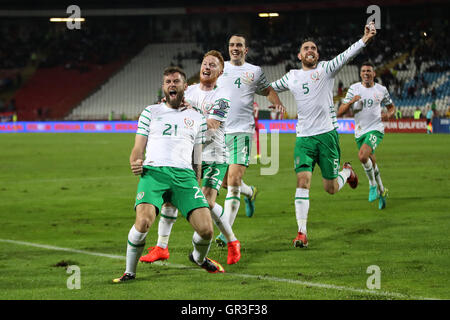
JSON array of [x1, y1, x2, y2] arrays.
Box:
[[294, 129, 341, 180], [202, 162, 228, 191], [225, 133, 252, 167], [135, 166, 209, 218], [355, 130, 384, 153]]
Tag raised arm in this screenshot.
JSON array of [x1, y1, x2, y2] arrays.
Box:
[[323, 22, 377, 76]]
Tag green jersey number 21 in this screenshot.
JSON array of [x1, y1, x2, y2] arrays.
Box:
[[162, 123, 178, 136]]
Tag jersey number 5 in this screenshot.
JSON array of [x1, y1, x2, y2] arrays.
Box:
[[302, 83, 309, 94]]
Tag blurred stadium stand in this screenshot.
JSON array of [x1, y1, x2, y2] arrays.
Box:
[[0, 0, 448, 121]]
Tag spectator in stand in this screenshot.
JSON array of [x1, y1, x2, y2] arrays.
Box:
[[0, 98, 5, 112], [431, 88, 437, 99], [446, 106, 450, 118], [414, 107, 422, 119]]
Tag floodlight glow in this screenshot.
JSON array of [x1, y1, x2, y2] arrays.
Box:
[[258, 13, 279, 18], [50, 18, 85, 22]]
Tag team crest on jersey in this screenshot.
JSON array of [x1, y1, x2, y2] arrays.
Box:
[[373, 92, 382, 103], [184, 117, 194, 128], [202, 102, 214, 113], [213, 99, 229, 117], [242, 71, 255, 84], [310, 71, 320, 82], [137, 192, 145, 200]]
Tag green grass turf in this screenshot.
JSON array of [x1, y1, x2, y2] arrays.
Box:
[[0, 132, 449, 300]]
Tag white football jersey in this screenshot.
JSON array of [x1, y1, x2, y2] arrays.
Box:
[[271, 39, 366, 137], [185, 84, 230, 164], [342, 82, 393, 138], [216, 61, 270, 134], [136, 103, 207, 170]]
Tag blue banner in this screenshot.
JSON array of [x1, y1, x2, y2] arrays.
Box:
[[0, 120, 357, 134]]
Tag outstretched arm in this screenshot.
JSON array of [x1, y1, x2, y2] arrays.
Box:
[[362, 21, 377, 44], [323, 21, 377, 76]]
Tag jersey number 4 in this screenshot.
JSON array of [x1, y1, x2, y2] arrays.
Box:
[[234, 78, 242, 88]]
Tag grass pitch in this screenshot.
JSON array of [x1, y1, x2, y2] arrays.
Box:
[[0, 132, 449, 300]]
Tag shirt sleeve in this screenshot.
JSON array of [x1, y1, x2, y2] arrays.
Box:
[[323, 39, 366, 77], [270, 72, 290, 93], [136, 107, 151, 136], [255, 68, 271, 94], [195, 116, 207, 145], [381, 87, 393, 106], [342, 85, 356, 104]]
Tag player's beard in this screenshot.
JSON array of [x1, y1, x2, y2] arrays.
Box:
[[301, 53, 318, 68], [200, 73, 218, 86], [165, 90, 184, 108]]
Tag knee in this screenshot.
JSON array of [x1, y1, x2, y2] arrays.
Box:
[[135, 205, 155, 232], [228, 174, 241, 186], [197, 226, 214, 240], [297, 176, 311, 189], [358, 147, 372, 164], [358, 153, 369, 164], [325, 185, 338, 195], [227, 167, 244, 186], [135, 216, 152, 232]]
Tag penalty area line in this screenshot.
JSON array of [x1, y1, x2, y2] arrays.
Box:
[[0, 239, 437, 300]]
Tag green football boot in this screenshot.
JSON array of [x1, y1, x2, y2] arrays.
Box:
[[378, 188, 388, 210]]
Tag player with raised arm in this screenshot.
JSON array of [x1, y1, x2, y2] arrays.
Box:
[[338, 61, 395, 209], [139, 51, 242, 265], [270, 22, 377, 248], [113, 67, 224, 283], [215, 34, 286, 246]]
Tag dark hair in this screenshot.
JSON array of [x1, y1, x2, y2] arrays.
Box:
[[229, 34, 249, 48], [361, 61, 375, 69], [163, 66, 187, 81], [299, 38, 319, 53]]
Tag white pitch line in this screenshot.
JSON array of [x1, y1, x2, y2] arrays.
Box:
[[0, 239, 438, 300]]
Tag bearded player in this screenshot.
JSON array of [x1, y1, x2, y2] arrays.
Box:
[[113, 66, 224, 283], [139, 50, 242, 266], [270, 22, 377, 248]]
